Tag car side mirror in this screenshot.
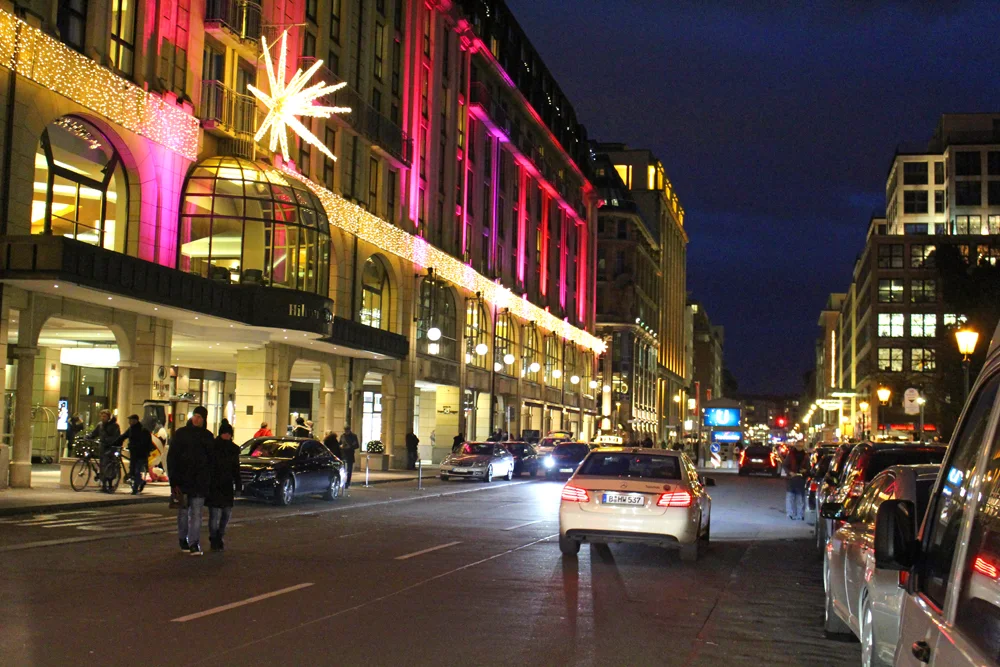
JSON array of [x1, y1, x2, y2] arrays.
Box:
[[820, 501, 846, 520], [874, 499, 919, 570]]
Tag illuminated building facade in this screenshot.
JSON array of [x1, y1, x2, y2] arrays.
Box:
[[0, 0, 600, 487]]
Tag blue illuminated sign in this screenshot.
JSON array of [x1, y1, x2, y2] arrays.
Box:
[[712, 431, 742, 443], [705, 408, 741, 427]]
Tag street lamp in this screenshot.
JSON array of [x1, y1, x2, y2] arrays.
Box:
[[877, 386, 891, 404], [956, 327, 980, 402]]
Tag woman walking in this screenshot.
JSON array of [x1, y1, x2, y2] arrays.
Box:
[[207, 420, 241, 551]]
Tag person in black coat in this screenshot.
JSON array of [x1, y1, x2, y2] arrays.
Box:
[[405, 432, 419, 470], [167, 406, 214, 555], [91, 410, 121, 492], [115, 414, 153, 495], [452, 433, 465, 454], [65, 414, 84, 456], [293, 416, 311, 438], [340, 426, 359, 488], [207, 420, 241, 551], [324, 431, 342, 458]]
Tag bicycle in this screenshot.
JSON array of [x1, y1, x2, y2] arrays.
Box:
[[69, 438, 125, 493]]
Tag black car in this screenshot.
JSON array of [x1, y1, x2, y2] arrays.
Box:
[[239, 437, 344, 506], [543, 442, 590, 479], [502, 441, 539, 477], [738, 444, 781, 477]]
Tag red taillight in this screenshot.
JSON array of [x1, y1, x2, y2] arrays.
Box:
[[898, 570, 910, 587], [656, 490, 693, 508], [848, 480, 865, 498], [974, 555, 999, 579], [739, 450, 746, 466], [809, 480, 819, 493], [561, 484, 590, 503]]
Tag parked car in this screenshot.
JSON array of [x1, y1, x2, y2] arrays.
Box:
[[439, 442, 514, 482], [536, 431, 573, 455], [558, 448, 713, 562], [239, 437, 344, 506], [873, 327, 1000, 667], [502, 441, 539, 477], [738, 443, 781, 477], [815, 442, 861, 549], [543, 442, 591, 479], [821, 464, 940, 665], [806, 452, 835, 524]]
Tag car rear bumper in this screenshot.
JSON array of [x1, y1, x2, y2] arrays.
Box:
[[559, 504, 699, 545]]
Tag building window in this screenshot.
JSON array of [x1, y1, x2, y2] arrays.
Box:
[[943, 313, 968, 327], [32, 116, 129, 251], [988, 181, 1000, 207], [465, 298, 489, 368], [331, 0, 342, 43], [302, 30, 316, 58], [544, 335, 563, 389], [178, 157, 330, 294], [903, 190, 928, 214], [298, 136, 311, 177], [422, 9, 431, 57], [305, 0, 317, 23], [494, 312, 518, 376], [361, 391, 382, 449], [360, 255, 391, 330], [877, 244, 904, 269], [877, 348, 903, 372], [416, 278, 457, 359], [904, 223, 928, 235], [911, 244, 936, 268], [373, 22, 385, 81], [877, 313, 904, 338], [990, 215, 1000, 235], [911, 313, 937, 338], [934, 190, 944, 213], [956, 151, 982, 176], [989, 151, 1000, 176], [934, 161, 945, 184], [903, 162, 928, 185], [109, 0, 138, 76], [617, 220, 627, 239], [368, 157, 380, 216], [386, 169, 397, 223], [323, 127, 336, 190], [911, 348, 936, 373], [57, 0, 87, 52], [956, 181, 982, 207], [877, 279, 903, 303], [522, 324, 541, 382], [911, 279, 936, 304]]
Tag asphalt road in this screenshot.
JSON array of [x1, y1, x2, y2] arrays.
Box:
[[1, 474, 861, 666]]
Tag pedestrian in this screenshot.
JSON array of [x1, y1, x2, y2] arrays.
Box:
[[783, 441, 807, 520], [642, 435, 654, 448], [115, 414, 153, 495], [90, 409, 121, 492], [253, 421, 273, 438], [340, 425, 359, 488], [167, 406, 214, 556], [207, 420, 241, 552], [293, 416, 310, 438], [405, 431, 419, 470], [65, 413, 84, 455], [305, 420, 314, 436], [324, 431, 342, 458], [452, 432, 465, 453]]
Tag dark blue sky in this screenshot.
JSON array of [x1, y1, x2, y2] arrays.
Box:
[[505, 0, 1000, 394]]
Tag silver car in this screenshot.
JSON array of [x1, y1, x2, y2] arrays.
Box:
[[440, 442, 514, 482], [822, 464, 940, 667]]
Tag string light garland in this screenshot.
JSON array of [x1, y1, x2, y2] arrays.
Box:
[[249, 31, 350, 163], [280, 167, 607, 355], [0, 10, 200, 160]]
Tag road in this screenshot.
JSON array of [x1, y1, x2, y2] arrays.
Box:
[[1, 473, 861, 666]]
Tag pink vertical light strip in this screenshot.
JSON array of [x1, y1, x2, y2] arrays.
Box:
[[539, 193, 549, 296], [460, 49, 472, 257], [576, 218, 587, 323], [516, 166, 527, 284], [406, 5, 422, 226], [490, 138, 499, 272], [559, 209, 567, 310]]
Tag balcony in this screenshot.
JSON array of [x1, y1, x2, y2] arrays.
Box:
[[325, 316, 409, 360], [199, 80, 257, 147], [469, 82, 511, 137], [205, 0, 262, 56], [298, 57, 412, 165]]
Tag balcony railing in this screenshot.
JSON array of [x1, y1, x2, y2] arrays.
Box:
[[205, 0, 262, 46], [297, 57, 411, 164], [199, 80, 257, 136], [469, 82, 511, 136]]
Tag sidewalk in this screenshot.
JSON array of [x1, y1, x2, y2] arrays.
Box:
[[0, 464, 427, 516]]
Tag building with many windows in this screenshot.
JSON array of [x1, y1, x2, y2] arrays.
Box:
[[0, 0, 602, 488]]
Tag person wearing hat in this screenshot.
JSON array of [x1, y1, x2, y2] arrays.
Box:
[[207, 419, 241, 551], [167, 406, 215, 556], [293, 416, 311, 438], [114, 414, 153, 494]]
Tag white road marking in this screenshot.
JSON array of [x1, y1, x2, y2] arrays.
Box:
[[170, 583, 315, 623], [394, 541, 462, 560], [502, 520, 543, 531]]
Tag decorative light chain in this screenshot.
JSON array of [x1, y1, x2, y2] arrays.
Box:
[[0, 9, 200, 160]]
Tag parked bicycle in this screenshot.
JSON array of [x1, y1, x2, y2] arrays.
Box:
[[69, 437, 126, 493]]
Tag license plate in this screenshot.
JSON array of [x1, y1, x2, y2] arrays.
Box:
[[454, 467, 469, 473], [751, 459, 763, 463], [602, 493, 645, 506]]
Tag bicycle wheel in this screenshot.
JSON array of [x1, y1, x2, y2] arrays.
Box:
[[70, 458, 92, 491], [107, 458, 122, 493]]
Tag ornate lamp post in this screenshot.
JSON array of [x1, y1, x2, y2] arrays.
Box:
[[956, 328, 980, 402]]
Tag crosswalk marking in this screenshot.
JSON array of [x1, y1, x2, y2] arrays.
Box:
[[0, 510, 176, 533]]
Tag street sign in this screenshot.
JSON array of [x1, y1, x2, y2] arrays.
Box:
[[903, 388, 921, 416], [710, 442, 721, 454]]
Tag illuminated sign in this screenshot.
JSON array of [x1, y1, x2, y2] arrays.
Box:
[[704, 408, 740, 428], [711, 431, 741, 443]]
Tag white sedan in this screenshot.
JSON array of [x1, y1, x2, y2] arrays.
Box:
[[558, 448, 713, 561], [439, 442, 514, 482]]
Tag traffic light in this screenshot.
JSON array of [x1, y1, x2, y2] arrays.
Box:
[[776, 416, 787, 428]]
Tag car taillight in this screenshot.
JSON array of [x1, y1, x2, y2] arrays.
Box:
[[739, 450, 746, 466], [848, 480, 865, 498], [974, 555, 1000, 579], [770, 453, 779, 467], [898, 570, 910, 587], [561, 484, 590, 503], [809, 480, 819, 493], [656, 490, 693, 508]]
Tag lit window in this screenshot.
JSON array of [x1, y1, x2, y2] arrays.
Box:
[[360, 256, 391, 330], [911, 313, 937, 338], [877, 313, 904, 338], [911, 348, 936, 372], [877, 348, 903, 372]]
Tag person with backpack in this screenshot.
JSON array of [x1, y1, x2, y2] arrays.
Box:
[[783, 441, 808, 520], [340, 425, 359, 488], [206, 420, 241, 552]]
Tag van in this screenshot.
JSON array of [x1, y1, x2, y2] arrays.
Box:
[[873, 322, 1000, 666]]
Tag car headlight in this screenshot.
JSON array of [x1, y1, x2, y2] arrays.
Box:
[[473, 460, 487, 468], [544, 457, 555, 468], [257, 470, 276, 481]]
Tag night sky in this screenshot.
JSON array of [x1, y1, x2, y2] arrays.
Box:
[[505, 0, 1000, 394]]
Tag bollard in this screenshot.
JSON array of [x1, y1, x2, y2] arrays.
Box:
[[363, 454, 371, 487], [417, 459, 423, 490]]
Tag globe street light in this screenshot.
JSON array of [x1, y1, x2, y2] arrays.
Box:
[[877, 386, 891, 404], [956, 327, 980, 402], [427, 327, 442, 342], [475, 342, 488, 356]]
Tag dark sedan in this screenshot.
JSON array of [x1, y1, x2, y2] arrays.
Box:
[[738, 444, 781, 477], [542, 442, 590, 479], [502, 441, 540, 477], [239, 437, 345, 506]]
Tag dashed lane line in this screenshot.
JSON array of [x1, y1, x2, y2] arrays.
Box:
[[171, 583, 315, 623], [394, 541, 462, 560], [501, 519, 544, 531]]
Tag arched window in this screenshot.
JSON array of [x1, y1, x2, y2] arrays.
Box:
[[416, 277, 457, 359], [465, 298, 489, 369], [545, 335, 563, 389], [360, 256, 390, 330], [494, 311, 518, 376], [565, 346, 578, 392], [580, 351, 595, 396], [32, 117, 129, 251], [179, 157, 330, 294], [522, 323, 541, 383]]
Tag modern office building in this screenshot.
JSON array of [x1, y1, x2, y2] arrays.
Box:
[[0, 0, 602, 487]]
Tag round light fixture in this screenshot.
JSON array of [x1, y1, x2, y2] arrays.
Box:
[[603, 384, 611, 392], [589, 380, 598, 389], [529, 362, 541, 373], [570, 375, 580, 384], [427, 327, 442, 342], [428, 342, 440, 356], [494, 362, 503, 372], [552, 369, 562, 379], [503, 353, 515, 365], [475, 342, 488, 356]]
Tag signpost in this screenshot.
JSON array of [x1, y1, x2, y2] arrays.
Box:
[[903, 388, 921, 416]]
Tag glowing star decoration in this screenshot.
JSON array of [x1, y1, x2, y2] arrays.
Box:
[[248, 31, 350, 163]]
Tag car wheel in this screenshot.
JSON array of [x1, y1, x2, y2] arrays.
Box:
[[559, 535, 580, 556], [680, 541, 700, 562], [505, 464, 514, 481], [440, 474, 450, 481], [700, 518, 711, 543], [823, 564, 853, 638], [323, 474, 342, 501], [861, 596, 888, 666], [484, 466, 493, 483], [529, 468, 537, 478], [276, 477, 294, 506]]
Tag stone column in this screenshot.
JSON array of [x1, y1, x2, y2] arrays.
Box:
[[10, 346, 37, 488], [235, 346, 278, 443], [276, 381, 291, 435], [322, 387, 337, 436], [381, 393, 396, 466], [116, 361, 138, 421]]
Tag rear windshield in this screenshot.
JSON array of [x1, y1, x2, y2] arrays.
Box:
[[554, 444, 590, 459], [864, 450, 946, 482], [577, 453, 682, 480], [745, 445, 772, 456], [462, 443, 494, 455]]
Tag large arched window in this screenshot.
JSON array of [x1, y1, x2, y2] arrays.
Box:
[[494, 311, 518, 376], [565, 346, 579, 392], [522, 323, 541, 383], [545, 335, 563, 390], [416, 277, 457, 359], [360, 256, 390, 329], [32, 116, 129, 251], [465, 298, 489, 369], [179, 157, 330, 294]]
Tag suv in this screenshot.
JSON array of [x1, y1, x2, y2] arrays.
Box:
[[873, 332, 1000, 667], [738, 443, 781, 477]]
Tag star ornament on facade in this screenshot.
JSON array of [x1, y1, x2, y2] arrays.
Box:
[[248, 30, 350, 163]]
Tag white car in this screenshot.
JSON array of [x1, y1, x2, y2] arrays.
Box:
[[439, 442, 514, 482], [558, 448, 713, 562]]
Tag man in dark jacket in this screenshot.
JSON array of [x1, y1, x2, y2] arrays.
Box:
[[293, 416, 311, 438], [167, 406, 214, 556], [206, 420, 241, 552], [405, 432, 419, 470], [783, 442, 808, 521], [324, 431, 341, 458], [340, 425, 359, 488], [452, 433, 465, 453], [91, 410, 121, 492], [65, 414, 84, 456], [115, 414, 153, 495]]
